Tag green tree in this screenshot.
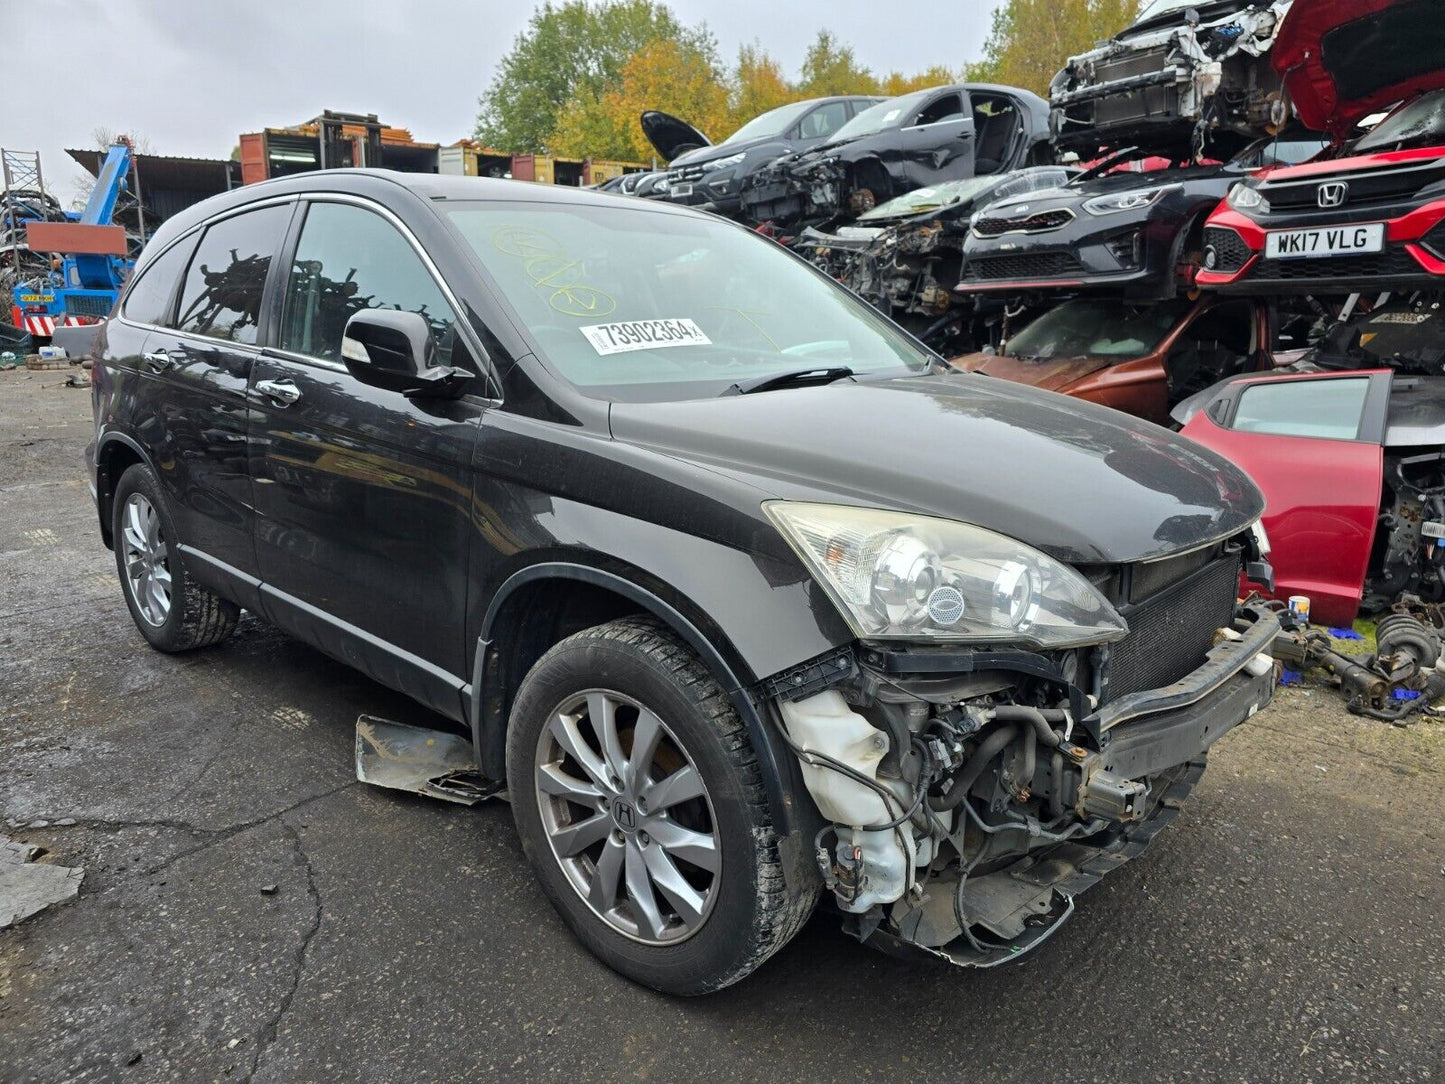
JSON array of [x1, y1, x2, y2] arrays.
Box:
[[796, 30, 879, 97], [965, 0, 1140, 95], [475, 0, 709, 153], [730, 43, 795, 130]]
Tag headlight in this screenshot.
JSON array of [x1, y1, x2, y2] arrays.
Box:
[[764, 502, 1128, 647], [1082, 185, 1177, 216], [1226, 182, 1270, 214], [702, 152, 747, 173]]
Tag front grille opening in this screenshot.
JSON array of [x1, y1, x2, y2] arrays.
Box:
[[1204, 226, 1251, 273], [963, 251, 1084, 282]]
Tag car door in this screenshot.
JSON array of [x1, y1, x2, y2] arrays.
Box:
[[131, 200, 296, 588], [894, 91, 976, 188], [247, 196, 488, 718], [1179, 370, 1391, 624]]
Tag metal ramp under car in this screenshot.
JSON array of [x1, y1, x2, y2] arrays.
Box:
[[354, 716, 504, 805]]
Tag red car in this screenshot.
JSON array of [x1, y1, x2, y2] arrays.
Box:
[[1173, 297, 1445, 625], [1196, 0, 1445, 295]]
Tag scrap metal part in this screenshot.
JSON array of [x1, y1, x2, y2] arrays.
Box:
[[355, 715, 503, 804]]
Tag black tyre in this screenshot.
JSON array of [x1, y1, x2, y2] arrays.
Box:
[[112, 463, 239, 652], [507, 617, 817, 995]]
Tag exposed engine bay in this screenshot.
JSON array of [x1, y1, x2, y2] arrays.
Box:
[[765, 540, 1278, 965], [1051, 1, 1293, 160]]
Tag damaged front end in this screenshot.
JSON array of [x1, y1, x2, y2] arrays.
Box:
[[761, 514, 1277, 966], [742, 155, 870, 232], [1051, 1, 1293, 159]]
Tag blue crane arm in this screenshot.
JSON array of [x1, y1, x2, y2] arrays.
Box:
[[80, 144, 132, 226]]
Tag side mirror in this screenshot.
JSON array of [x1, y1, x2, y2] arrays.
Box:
[[340, 310, 463, 396]]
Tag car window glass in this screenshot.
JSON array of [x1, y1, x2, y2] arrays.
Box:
[[280, 202, 467, 369], [797, 102, 849, 140], [1232, 378, 1370, 439], [445, 201, 928, 401], [173, 204, 290, 345], [912, 94, 965, 127], [121, 237, 196, 326]]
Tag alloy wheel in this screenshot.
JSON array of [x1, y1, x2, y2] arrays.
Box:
[[120, 492, 172, 626], [534, 689, 720, 945]]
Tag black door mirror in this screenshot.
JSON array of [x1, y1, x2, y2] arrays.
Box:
[[340, 310, 463, 396]]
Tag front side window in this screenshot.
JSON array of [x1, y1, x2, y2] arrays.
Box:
[[913, 93, 965, 127], [173, 204, 291, 345], [122, 236, 196, 326], [798, 102, 849, 140], [445, 200, 928, 401], [1232, 378, 1370, 439], [279, 202, 465, 367]]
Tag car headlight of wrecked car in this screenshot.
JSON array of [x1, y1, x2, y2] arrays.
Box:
[[1081, 184, 1178, 216], [701, 151, 747, 174], [764, 501, 1128, 646], [1226, 181, 1271, 214]]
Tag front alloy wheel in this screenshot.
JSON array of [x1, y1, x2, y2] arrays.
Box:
[[507, 617, 819, 994], [536, 689, 720, 944]]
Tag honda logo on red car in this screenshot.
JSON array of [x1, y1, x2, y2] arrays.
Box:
[[1317, 181, 1349, 208]]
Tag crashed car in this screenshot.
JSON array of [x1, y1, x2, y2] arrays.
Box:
[[1051, 0, 1294, 160], [89, 169, 1277, 995], [739, 84, 1052, 231], [794, 166, 1076, 351], [1176, 294, 1445, 625], [960, 132, 1326, 299], [642, 97, 881, 218], [952, 294, 1274, 426], [1197, 0, 1445, 294]]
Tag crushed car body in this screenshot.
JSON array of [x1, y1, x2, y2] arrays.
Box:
[[1175, 295, 1445, 625], [1050, 0, 1294, 161], [794, 167, 1076, 351], [1196, 0, 1445, 295], [738, 84, 1052, 231]]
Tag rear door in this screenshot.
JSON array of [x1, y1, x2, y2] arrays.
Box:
[[247, 196, 488, 718], [133, 200, 295, 587], [1179, 370, 1392, 624]]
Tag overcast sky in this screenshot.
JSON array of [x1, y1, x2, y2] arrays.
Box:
[[9, 0, 1002, 202]]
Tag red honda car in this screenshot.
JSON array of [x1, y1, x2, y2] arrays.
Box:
[[1196, 0, 1445, 295]]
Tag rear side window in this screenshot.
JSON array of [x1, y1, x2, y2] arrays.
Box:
[[174, 204, 291, 345], [1232, 378, 1369, 440], [279, 201, 465, 367], [121, 237, 196, 326]]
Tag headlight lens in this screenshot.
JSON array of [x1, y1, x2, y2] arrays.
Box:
[[764, 502, 1128, 647], [702, 152, 747, 173], [1082, 185, 1177, 216], [1226, 182, 1270, 214]]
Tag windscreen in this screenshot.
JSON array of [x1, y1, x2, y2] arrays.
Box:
[[1355, 89, 1445, 153], [1005, 299, 1189, 360], [829, 91, 930, 142], [446, 201, 929, 400]]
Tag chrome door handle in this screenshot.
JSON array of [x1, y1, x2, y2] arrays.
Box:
[[255, 379, 302, 405], [141, 349, 177, 372]]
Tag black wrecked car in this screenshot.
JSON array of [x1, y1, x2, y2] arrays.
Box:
[[86, 170, 1278, 994], [642, 96, 882, 218], [739, 84, 1053, 230], [960, 134, 1326, 300]]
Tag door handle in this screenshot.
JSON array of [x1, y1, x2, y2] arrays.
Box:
[[255, 379, 302, 406], [141, 349, 177, 372]]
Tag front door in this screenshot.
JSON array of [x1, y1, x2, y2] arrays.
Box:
[[247, 198, 487, 717]]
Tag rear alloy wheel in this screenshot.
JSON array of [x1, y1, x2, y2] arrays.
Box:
[[507, 617, 818, 994], [111, 463, 239, 652]]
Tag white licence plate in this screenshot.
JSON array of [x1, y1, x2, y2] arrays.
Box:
[[1265, 222, 1385, 260], [670, 183, 693, 198]]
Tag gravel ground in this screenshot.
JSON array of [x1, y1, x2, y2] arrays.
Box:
[[1, 367, 1442, 1082]]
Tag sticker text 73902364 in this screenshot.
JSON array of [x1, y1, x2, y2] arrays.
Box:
[[579, 318, 713, 356]]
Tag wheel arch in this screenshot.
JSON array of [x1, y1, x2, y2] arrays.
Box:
[[470, 561, 818, 847], [94, 432, 155, 549]]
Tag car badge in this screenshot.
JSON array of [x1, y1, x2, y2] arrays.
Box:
[[1009, 205, 1031, 217], [1317, 181, 1348, 208]]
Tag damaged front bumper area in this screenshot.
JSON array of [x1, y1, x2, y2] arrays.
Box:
[[766, 598, 1278, 967], [1050, 2, 1291, 157], [741, 157, 859, 231]]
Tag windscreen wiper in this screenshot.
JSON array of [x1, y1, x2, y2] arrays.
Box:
[[723, 366, 855, 396]]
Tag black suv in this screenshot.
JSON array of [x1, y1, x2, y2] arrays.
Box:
[[88, 170, 1278, 994]]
